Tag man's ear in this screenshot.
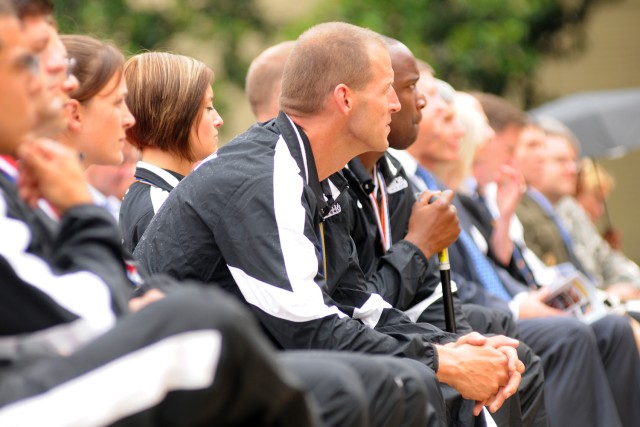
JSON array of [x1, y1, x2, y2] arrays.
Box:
[[66, 99, 82, 132], [333, 84, 354, 115]]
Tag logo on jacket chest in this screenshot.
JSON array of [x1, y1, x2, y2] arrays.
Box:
[[386, 176, 408, 194], [321, 202, 342, 220]]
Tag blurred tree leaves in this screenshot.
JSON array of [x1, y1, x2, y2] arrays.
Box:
[[53, 0, 271, 87], [52, 0, 616, 121], [291, 0, 613, 106], [53, 0, 274, 135]]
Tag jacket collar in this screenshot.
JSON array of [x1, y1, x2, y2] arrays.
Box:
[[275, 111, 347, 219], [346, 157, 375, 195], [134, 161, 184, 193], [346, 153, 403, 196]]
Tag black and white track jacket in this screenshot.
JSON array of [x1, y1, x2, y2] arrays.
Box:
[[119, 162, 184, 253], [135, 112, 456, 370], [343, 154, 443, 311], [0, 174, 131, 359]]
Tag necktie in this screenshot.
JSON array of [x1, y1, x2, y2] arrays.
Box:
[[511, 243, 539, 289], [457, 230, 512, 301], [414, 165, 511, 301], [415, 164, 440, 191], [527, 190, 591, 278]]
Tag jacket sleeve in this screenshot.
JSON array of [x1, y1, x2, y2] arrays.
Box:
[[557, 198, 640, 287], [0, 197, 132, 337], [364, 239, 434, 309], [345, 174, 435, 310], [213, 171, 456, 371], [53, 205, 135, 306]]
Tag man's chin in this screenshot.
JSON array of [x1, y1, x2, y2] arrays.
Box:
[[389, 136, 416, 151], [378, 138, 390, 152]]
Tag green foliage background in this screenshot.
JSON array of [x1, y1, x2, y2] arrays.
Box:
[[52, 0, 613, 131], [54, 0, 271, 86], [287, 0, 612, 106]]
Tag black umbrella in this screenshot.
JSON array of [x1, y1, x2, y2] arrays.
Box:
[[529, 88, 640, 158]]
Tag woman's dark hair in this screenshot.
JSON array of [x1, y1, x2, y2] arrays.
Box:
[[61, 34, 124, 104]]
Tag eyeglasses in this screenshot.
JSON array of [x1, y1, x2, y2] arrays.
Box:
[[0, 53, 40, 76], [65, 57, 77, 79], [23, 54, 40, 76]]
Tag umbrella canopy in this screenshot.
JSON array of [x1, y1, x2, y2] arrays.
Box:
[[529, 88, 640, 158]]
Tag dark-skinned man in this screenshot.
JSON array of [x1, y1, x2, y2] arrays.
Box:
[[341, 37, 547, 427]]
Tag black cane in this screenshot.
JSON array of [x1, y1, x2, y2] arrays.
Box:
[[438, 248, 456, 333], [424, 193, 456, 333]]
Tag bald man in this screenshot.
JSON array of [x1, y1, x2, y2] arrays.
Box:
[[245, 40, 295, 122]]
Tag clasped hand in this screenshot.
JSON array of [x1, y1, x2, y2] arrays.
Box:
[[439, 332, 524, 415]]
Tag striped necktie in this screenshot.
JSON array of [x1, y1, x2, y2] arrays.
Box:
[[415, 164, 441, 191], [457, 230, 512, 301], [415, 165, 511, 301]]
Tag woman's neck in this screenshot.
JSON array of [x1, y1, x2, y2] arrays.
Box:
[[141, 147, 194, 176], [57, 132, 91, 170]]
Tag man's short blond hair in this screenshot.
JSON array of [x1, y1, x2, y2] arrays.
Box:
[[280, 22, 385, 115], [473, 92, 529, 133]]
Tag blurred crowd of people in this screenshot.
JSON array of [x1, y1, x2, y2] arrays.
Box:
[[1, 1, 639, 426]]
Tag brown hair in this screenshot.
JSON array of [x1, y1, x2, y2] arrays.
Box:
[[61, 35, 124, 104], [472, 92, 528, 132], [10, 0, 52, 19], [0, 0, 15, 51], [0, 0, 15, 20], [124, 52, 213, 162], [280, 22, 385, 115], [245, 40, 295, 120]]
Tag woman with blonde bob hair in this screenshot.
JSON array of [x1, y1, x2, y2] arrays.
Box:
[[119, 52, 223, 252]]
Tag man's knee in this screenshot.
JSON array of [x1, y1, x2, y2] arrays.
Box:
[[591, 314, 636, 353], [148, 284, 256, 334], [280, 352, 369, 427], [553, 317, 597, 348], [384, 358, 448, 427]]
